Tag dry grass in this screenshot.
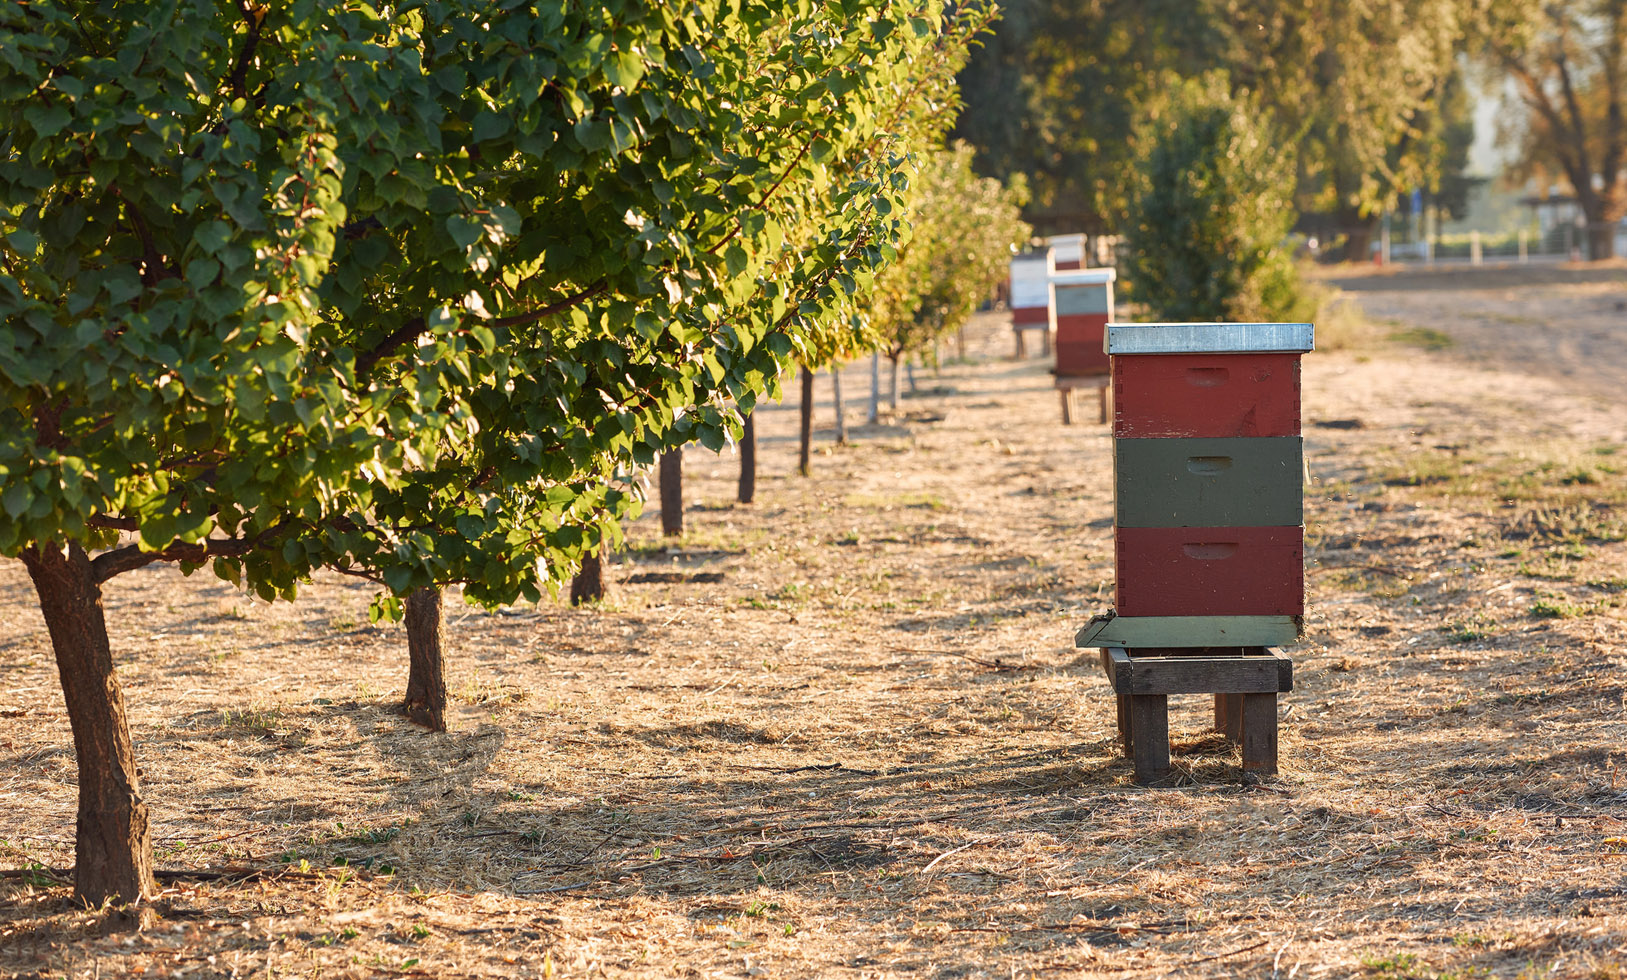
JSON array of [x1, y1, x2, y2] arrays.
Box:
[[2, 276, 1626, 979]]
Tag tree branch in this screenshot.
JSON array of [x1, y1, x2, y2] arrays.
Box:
[[91, 521, 291, 584], [1599, 0, 1627, 214], [356, 281, 609, 378], [30, 395, 68, 451], [1553, 42, 1596, 207], [353, 317, 427, 377], [1505, 59, 1589, 197], [490, 280, 609, 330], [227, 1, 267, 100], [87, 514, 140, 531], [114, 189, 177, 286]]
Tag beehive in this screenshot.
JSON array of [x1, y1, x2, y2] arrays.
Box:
[[1008, 249, 1054, 330], [1045, 233, 1085, 271], [1093, 322, 1313, 645], [1049, 268, 1115, 379], [1077, 321, 1313, 782]]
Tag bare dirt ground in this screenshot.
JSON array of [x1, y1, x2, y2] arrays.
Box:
[[2, 264, 1625, 979]]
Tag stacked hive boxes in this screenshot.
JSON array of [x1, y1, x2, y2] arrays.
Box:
[[1049, 268, 1115, 379], [1101, 321, 1314, 648], [1008, 249, 1055, 355], [1078, 321, 1313, 782]]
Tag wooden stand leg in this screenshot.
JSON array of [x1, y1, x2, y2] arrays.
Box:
[[1098, 384, 1109, 424], [1059, 388, 1074, 425], [1041, 329, 1052, 356], [1116, 694, 1133, 756], [1014, 328, 1026, 359], [1214, 693, 1244, 741], [1241, 692, 1278, 774], [1130, 694, 1170, 785]]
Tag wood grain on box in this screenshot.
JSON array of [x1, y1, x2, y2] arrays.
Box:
[[1074, 613, 1302, 648]]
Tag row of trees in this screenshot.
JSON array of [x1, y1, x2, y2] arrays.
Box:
[[952, 0, 1627, 260], [0, 0, 1024, 908], [641, 139, 1028, 544]]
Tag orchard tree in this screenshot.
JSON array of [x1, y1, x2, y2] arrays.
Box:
[[1123, 75, 1312, 322], [868, 142, 1029, 408], [0, 0, 989, 907]]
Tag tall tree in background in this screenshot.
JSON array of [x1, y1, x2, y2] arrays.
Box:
[[952, 0, 1209, 234], [1124, 76, 1312, 321], [953, 0, 1472, 254], [1214, 0, 1469, 260], [1477, 0, 1627, 259]]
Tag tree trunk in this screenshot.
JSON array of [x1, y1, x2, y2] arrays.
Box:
[[888, 354, 900, 412], [1338, 205, 1373, 263], [905, 358, 919, 393], [21, 542, 154, 908], [868, 353, 880, 425], [1585, 213, 1617, 260], [571, 546, 608, 605], [798, 366, 814, 477], [659, 449, 683, 537], [737, 411, 757, 504], [403, 587, 446, 732], [831, 366, 847, 445]]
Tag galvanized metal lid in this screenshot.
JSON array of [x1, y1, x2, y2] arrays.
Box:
[[1106, 322, 1314, 355], [1049, 268, 1116, 287]]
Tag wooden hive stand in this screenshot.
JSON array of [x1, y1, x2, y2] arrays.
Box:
[[1078, 321, 1315, 785], [1102, 647, 1292, 781]]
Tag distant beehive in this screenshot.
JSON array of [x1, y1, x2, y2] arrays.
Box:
[[1008, 249, 1054, 330], [1045, 233, 1085, 271], [1049, 268, 1115, 379]]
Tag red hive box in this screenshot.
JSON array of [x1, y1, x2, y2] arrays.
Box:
[[1102, 321, 1314, 647], [1049, 268, 1116, 378]]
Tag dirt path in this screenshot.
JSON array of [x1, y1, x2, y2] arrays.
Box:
[[1, 288, 1624, 979], [1323, 262, 1627, 402]]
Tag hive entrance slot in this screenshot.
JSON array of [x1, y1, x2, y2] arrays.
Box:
[[1185, 456, 1233, 475], [1185, 367, 1229, 387]]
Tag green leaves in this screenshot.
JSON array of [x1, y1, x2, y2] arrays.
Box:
[[1123, 76, 1311, 323], [870, 142, 1028, 361], [0, 0, 987, 610]]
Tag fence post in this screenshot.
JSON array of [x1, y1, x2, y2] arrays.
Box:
[[1470, 230, 1482, 266]]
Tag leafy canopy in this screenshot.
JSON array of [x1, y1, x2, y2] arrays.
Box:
[[869, 142, 1030, 360], [952, 0, 1472, 235], [1, 0, 988, 607], [1122, 75, 1312, 323]]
